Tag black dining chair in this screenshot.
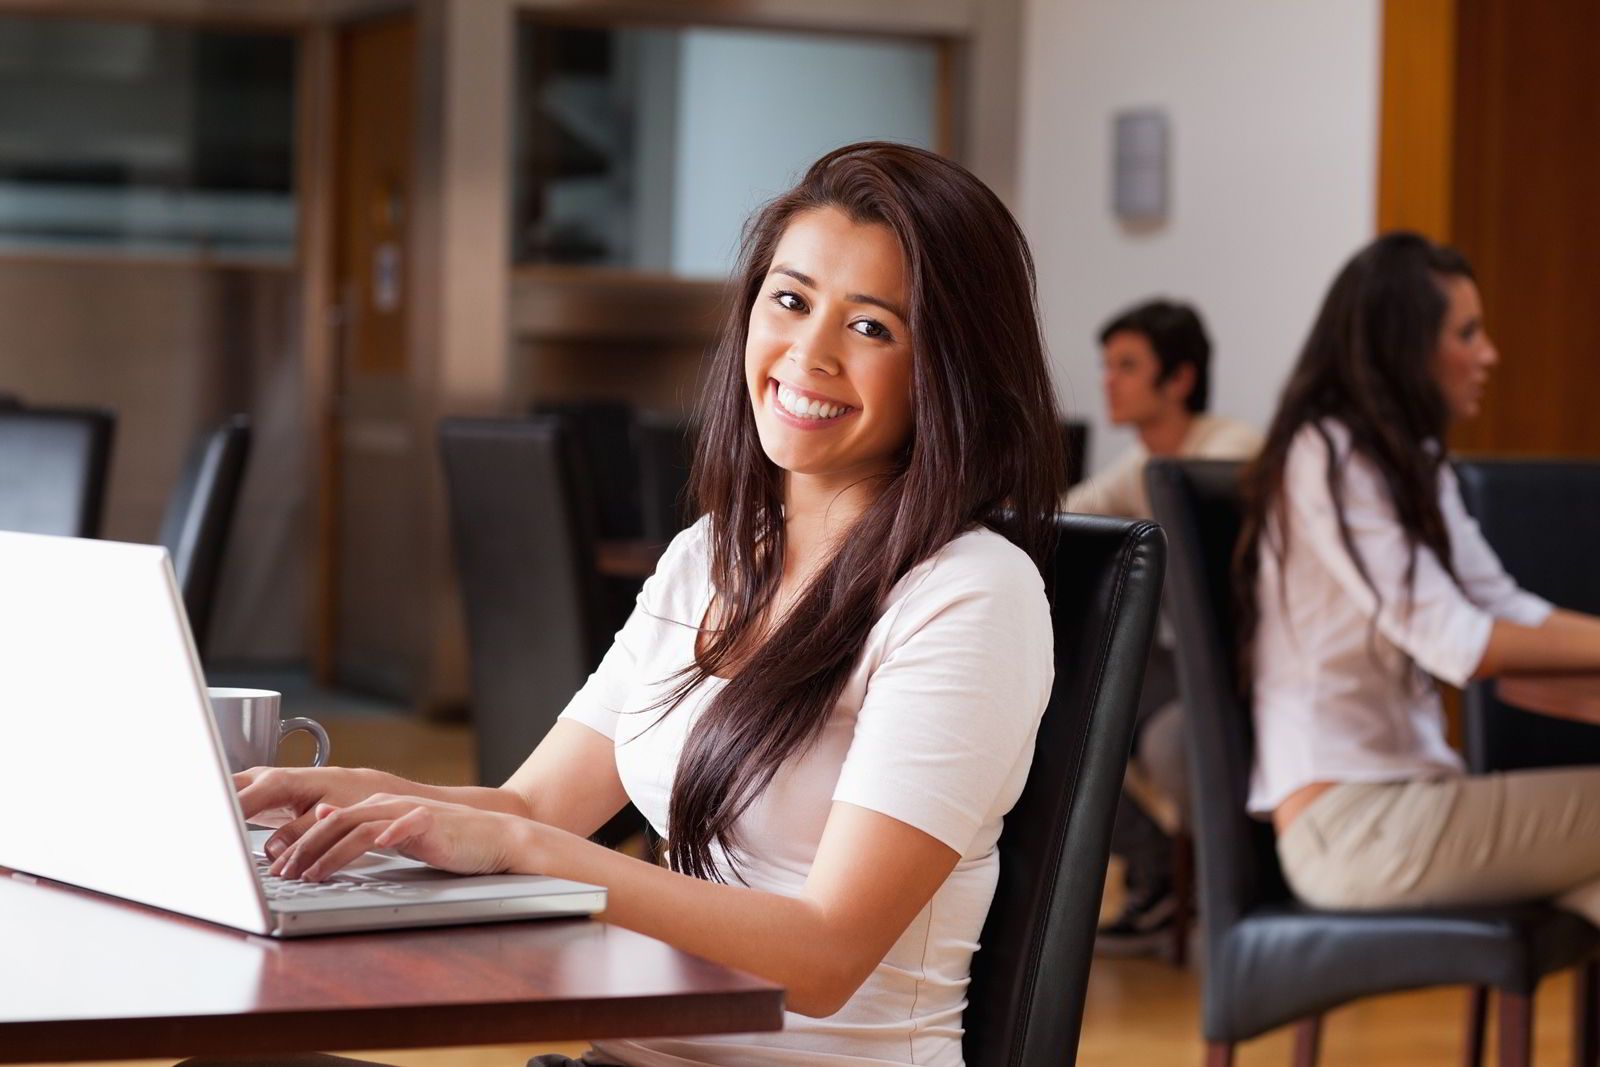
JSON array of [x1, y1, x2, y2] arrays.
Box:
[[1059, 419, 1089, 491], [438, 417, 646, 851], [635, 410, 698, 544], [530, 400, 643, 540], [440, 416, 608, 787], [1457, 458, 1600, 1062], [0, 406, 116, 538], [964, 513, 1166, 1067], [1456, 459, 1600, 773], [1146, 458, 1600, 1067], [158, 415, 252, 660]]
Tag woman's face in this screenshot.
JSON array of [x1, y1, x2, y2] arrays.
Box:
[[1431, 274, 1498, 422], [744, 206, 915, 487]]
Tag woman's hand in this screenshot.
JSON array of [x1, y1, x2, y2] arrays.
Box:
[[267, 794, 532, 882], [234, 765, 404, 860]]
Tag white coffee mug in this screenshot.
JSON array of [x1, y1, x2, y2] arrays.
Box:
[[208, 688, 330, 775]]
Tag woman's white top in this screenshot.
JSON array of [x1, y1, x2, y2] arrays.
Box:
[[558, 518, 1054, 1067], [1247, 420, 1553, 816]]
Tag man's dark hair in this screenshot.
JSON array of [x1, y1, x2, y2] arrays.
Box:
[[1097, 299, 1212, 413]]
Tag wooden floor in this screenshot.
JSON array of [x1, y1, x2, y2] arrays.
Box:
[[24, 716, 1589, 1067]]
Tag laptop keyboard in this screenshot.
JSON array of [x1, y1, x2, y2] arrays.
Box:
[[253, 854, 414, 900]]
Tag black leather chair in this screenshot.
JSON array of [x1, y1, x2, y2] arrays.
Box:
[[1457, 459, 1600, 1063], [964, 513, 1166, 1067], [0, 406, 115, 537], [1456, 459, 1600, 773], [158, 415, 252, 659], [530, 401, 642, 539], [635, 410, 697, 544], [439, 416, 609, 787], [1059, 419, 1089, 490], [1146, 458, 1600, 1067]]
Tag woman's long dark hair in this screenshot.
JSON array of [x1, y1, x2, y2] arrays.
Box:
[[664, 141, 1064, 881], [1236, 231, 1474, 685]]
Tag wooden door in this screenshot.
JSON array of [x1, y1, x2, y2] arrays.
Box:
[[327, 14, 419, 700]]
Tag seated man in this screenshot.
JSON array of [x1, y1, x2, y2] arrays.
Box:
[[1067, 299, 1261, 955]]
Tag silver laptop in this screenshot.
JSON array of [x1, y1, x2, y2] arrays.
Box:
[[0, 530, 605, 937]]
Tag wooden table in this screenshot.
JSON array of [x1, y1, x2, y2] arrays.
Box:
[[1496, 672, 1600, 724], [0, 869, 783, 1063]]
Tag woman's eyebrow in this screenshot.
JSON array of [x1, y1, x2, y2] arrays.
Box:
[[771, 266, 908, 323]]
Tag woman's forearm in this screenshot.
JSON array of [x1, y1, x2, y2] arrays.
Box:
[[357, 769, 536, 820], [1474, 608, 1600, 678], [509, 820, 865, 1017]]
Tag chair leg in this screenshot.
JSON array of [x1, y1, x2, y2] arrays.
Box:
[[1292, 1015, 1323, 1067], [1498, 990, 1533, 1067], [1204, 1043, 1235, 1067], [1577, 960, 1600, 1067], [1464, 986, 1488, 1067], [1171, 831, 1194, 967]]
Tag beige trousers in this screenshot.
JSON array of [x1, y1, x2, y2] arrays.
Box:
[[1276, 768, 1600, 926]]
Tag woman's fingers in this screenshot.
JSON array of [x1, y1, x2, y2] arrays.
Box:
[[235, 767, 309, 822], [272, 795, 411, 880], [300, 818, 391, 883], [375, 805, 431, 849], [262, 811, 320, 860]]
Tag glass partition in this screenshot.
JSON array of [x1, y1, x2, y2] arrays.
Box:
[[514, 20, 940, 278], [0, 17, 296, 261]]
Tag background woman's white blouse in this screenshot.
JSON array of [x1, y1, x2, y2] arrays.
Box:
[[558, 517, 1054, 1067], [1248, 420, 1552, 816]]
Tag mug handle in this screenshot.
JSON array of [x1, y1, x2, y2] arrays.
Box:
[[278, 717, 331, 768]]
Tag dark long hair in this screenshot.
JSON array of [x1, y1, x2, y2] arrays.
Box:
[[1236, 231, 1474, 684], [664, 141, 1064, 881]]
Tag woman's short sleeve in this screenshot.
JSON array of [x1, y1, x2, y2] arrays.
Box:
[[831, 533, 1055, 856]]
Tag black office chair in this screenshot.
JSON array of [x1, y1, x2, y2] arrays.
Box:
[[964, 513, 1166, 1067], [1147, 458, 1600, 1067], [0, 406, 115, 537], [635, 410, 698, 544], [158, 415, 252, 660]]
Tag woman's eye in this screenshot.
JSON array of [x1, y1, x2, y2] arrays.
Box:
[[852, 318, 893, 341], [772, 290, 806, 312]]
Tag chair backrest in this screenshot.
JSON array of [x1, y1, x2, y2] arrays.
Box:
[[439, 416, 605, 786], [1144, 459, 1290, 942], [1455, 459, 1600, 771], [964, 513, 1165, 1067], [1059, 419, 1089, 490], [635, 411, 698, 543], [530, 401, 642, 539], [0, 406, 116, 538], [157, 415, 252, 658]]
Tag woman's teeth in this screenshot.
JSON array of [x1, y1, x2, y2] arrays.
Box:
[[777, 384, 849, 420]]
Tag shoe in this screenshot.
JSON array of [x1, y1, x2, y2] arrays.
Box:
[[1095, 880, 1177, 958]]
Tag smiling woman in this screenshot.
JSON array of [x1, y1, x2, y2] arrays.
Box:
[[234, 142, 1065, 1067], [743, 207, 914, 491]]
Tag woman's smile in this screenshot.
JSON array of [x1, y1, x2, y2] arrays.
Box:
[[769, 378, 857, 428]]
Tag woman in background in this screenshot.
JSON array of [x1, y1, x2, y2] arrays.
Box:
[[234, 142, 1062, 1067], [1239, 231, 1600, 923]]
